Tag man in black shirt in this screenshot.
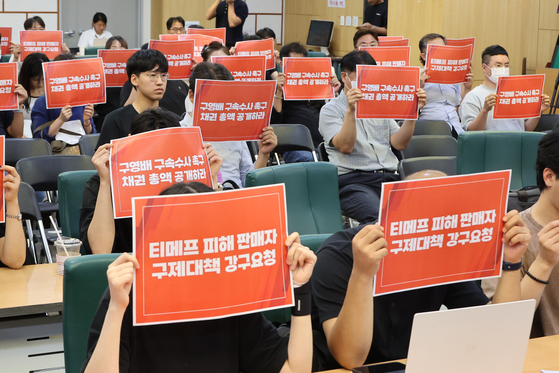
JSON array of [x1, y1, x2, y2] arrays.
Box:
[[206, 0, 249, 48], [363, 0, 388, 36]]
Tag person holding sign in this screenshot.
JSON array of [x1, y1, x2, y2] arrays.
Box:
[[318, 50, 426, 224], [460, 45, 550, 131], [206, 0, 249, 48], [166, 16, 186, 34], [0, 84, 28, 138], [353, 28, 379, 49], [0, 165, 26, 269]]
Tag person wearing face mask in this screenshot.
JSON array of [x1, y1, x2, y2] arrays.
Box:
[[460, 45, 550, 131]]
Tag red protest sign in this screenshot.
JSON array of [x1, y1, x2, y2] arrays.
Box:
[[356, 65, 420, 120], [0, 27, 12, 56], [0, 63, 18, 111], [0, 135, 4, 223], [149, 40, 195, 79], [374, 171, 511, 296], [132, 184, 291, 325], [494, 75, 545, 119], [43, 58, 106, 109], [446, 37, 475, 59], [234, 38, 276, 70], [20, 31, 63, 61], [187, 27, 226, 45], [179, 34, 223, 63], [211, 55, 266, 81], [98, 49, 139, 87], [282, 57, 334, 100], [379, 38, 409, 47], [110, 127, 212, 219], [425, 44, 473, 84], [360, 46, 411, 67], [378, 36, 404, 41], [159, 34, 179, 41], [192, 79, 276, 142]]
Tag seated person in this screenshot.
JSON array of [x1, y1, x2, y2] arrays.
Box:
[[18, 52, 49, 138], [180, 62, 277, 188], [318, 50, 426, 223], [353, 28, 379, 50], [0, 165, 26, 269], [0, 84, 28, 138], [483, 130, 559, 337], [256, 27, 281, 64], [81, 189, 317, 373], [311, 210, 530, 370], [166, 16, 186, 34], [80, 108, 222, 255], [78, 12, 113, 48], [460, 45, 550, 131]]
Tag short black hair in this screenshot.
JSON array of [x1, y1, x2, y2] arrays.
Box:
[[105, 36, 128, 49], [244, 35, 261, 41], [535, 130, 559, 191], [130, 108, 180, 135], [418, 33, 446, 65], [18, 52, 49, 111], [127, 49, 168, 81], [353, 28, 378, 49], [24, 16, 45, 30], [159, 182, 214, 195], [54, 53, 76, 61], [482, 45, 508, 65], [166, 16, 185, 30], [201, 41, 230, 62], [188, 24, 205, 29], [256, 27, 276, 40], [189, 62, 233, 93], [340, 50, 376, 73], [279, 42, 307, 59], [93, 12, 108, 24]]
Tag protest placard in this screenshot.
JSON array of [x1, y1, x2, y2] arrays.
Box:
[[159, 34, 179, 41], [234, 38, 276, 70], [360, 46, 411, 67], [192, 79, 276, 141], [98, 49, 139, 87], [494, 75, 545, 119], [356, 65, 420, 120], [211, 55, 266, 81], [133, 184, 291, 325], [446, 37, 475, 59], [425, 44, 473, 84], [110, 127, 212, 219], [0, 63, 18, 111], [187, 27, 226, 45], [149, 40, 195, 79], [43, 58, 106, 109], [378, 36, 404, 41], [179, 34, 224, 63], [374, 170, 511, 296], [0, 27, 12, 56], [20, 30, 63, 61], [282, 57, 334, 100], [379, 38, 409, 47], [0, 135, 4, 223]]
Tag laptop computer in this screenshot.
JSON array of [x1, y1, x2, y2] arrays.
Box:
[[92, 38, 108, 47]]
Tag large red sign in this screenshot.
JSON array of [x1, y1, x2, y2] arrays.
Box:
[[149, 40, 195, 79], [494, 75, 545, 119], [211, 55, 266, 81], [178, 34, 224, 63], [378, 36, 404, 41], [159, 34, 179, 41], [360, 46, 411, 67], [20, 30, 63, 61], [187, 27, 226, 46], [192, 79, 276, 141], [98, 49, 139, 87], [133, 184, 291, 325], [234, 38, 276, 70], [379, 38, 409, 47], [446, 37, 475, 60], [0, 27, 12, 56], [43, 58, 106, 109], [356, 65, 420, 120], [0, 63, 18, 111], [282, 57, 334, 100], [425, 44, 473, 84]]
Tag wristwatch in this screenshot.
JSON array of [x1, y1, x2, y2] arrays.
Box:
[[502, 259, 522, 271], [6, 213, 22, 221]]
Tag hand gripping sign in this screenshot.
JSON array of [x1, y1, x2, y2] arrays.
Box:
[[374, 170, 511, 296], [234, 38, 276, 70], [98, 49, 140, 87], [494, 75, 545, 119], [43, 58, 106, 109], [178, 34, 224, 63], [211, 55, 266, 82], [149, 40, 195, 79], [110, 127, 213, 219], [356, 64, 420, 120], [282, 57, 335, 100], [0, 27, 12, 56], [425, 44, 473, 85], [0, 63, 18, 110], [132, 184, 291, 325], [187, 27, 227, 46], [20, 30, 63, 61], [360, 46, 411, 67], [192, 79, 276, 142]]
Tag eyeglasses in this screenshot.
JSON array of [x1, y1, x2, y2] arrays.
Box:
[[170, 27, 185, 33], [358, 42, 378, 47], [145, 72, 170, 82]]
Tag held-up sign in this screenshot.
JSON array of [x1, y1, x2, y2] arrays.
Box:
[[110, 127, 212, 219], [210, 55, 266, 81], [0, 63, 18, 111], [187, 27, 226, 46], [282, 57, 334, 100], [379, 38, 409, 47], [356, 65, 420, 120], [159, 34, 179, 41], [179, 34, 223, 63], [374, 170, 511, 296], [425, 44, 473, 84], [446, 37, 476, 60], [149, 40, 195, 79], [20, 30, 63, 61], [234, 38, 276, 70], [494, 75, 545, 119], [192, 79, 276, 141], [0, 135, 4, 223], [132, 184, 291, 325], [43, 58, 106, 109], [378, 36, 404, 41], [0, 27, 12, 56], [360, 46, 411, 67], [98, 49, 139, 87]]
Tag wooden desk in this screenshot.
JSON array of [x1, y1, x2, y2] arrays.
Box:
[[322, 334, 559, 373], [0, 263, 63, 318]]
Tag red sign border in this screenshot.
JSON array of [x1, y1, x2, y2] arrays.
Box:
[[148, 39, 195, 80], [424, 44, 473, 85], [0, 63, 19, 111], [359, 46, 411, 67], [234, 38, 276, 71], [210, 55, 266, 81], [282, 57, 335, 101], [19, 30, 63, 61], [493, 74, 545, 120], [97, 49, 140, 88]]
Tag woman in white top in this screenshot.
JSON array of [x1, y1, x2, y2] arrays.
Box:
[[78, 12, 113, 48]]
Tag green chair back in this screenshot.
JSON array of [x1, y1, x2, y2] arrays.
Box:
[[456, 131, 544, 190], [307, 51, 327, 58], [63, 254, 119, 373], [85, 46, 105, 55], [2, 54, 12, 62]]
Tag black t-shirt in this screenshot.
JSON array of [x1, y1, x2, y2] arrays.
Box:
[[0, 111, 14, 136], [364, 1, 388, 28], [79, 174, 133, 254], [97, 104, 139, 148], [216, 0, 249, 47], [95, 87, 122, 132], [311, 225, 489, 369], [81, 288, 289, 373], [119, 80, 188, 118]]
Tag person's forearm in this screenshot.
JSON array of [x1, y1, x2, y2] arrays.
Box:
[[274, 93, 283, 113], [280, 315, 312, 373], [332, 108, 357, 154], [492, 269, 522, 304], [47, 117, 65, 137], [254, 151, 270, 169], [524, 118, 539, 131], [0, 201, 26, 269], [206, 0, 220, 20], [521, 255, 555, 307], [227, 3, 242, 28], [466, 110, 489, 131], [87, 181, 116, 254], [84, 121, 94, 134], [461, 84, 471, 100], [7, 112, 24, 138], [373, 26, 387, 36], [84, 305, 125, 373], [390, 120, 415, 150]]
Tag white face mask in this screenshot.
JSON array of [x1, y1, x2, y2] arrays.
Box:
[[350, 80, 358, 89], [484, 64, 509, 84]]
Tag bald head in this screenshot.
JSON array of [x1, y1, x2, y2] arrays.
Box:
[[404, 170, 448, 181]]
